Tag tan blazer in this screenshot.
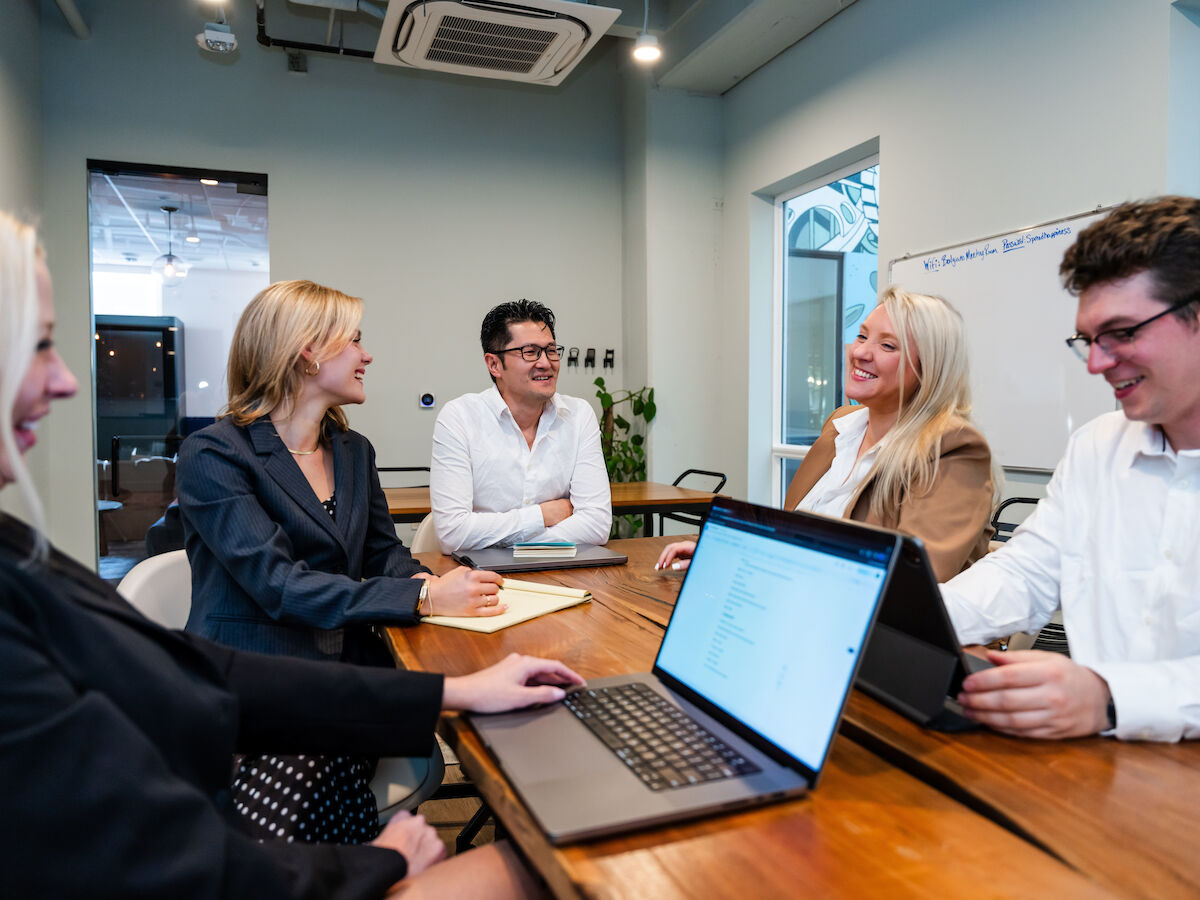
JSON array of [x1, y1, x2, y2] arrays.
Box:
[[784, 406, 994, 582]]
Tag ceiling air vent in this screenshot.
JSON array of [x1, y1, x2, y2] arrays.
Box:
[[373, 0, 620, 86]]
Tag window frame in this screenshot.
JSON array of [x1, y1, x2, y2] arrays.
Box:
[[770, 153, 879, 506]]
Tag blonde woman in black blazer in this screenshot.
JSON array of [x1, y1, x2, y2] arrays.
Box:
[[176, 280, 509, 843], [0, 212, 578, 897]]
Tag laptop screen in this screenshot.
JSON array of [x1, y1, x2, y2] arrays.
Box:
[[654, 501, 895, 774]]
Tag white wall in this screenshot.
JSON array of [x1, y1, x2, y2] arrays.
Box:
[[0, 0, 43, 524], [710, 0, 1181, 504], [160, 270, 272, 419], [36, 0, 626, 563], [1169, 2, 1200, 197], [640, 87, 723, 487], [0, 0, 40, 216]]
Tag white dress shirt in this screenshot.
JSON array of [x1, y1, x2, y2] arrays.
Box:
[[795, 407, 880, 517], [942, 411, 1200, 742], [429, 386, 612, 553]]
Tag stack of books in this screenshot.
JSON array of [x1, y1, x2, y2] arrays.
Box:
[[512, 541, 577, 559]]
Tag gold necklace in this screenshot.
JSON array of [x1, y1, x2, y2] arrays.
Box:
[[286, 443, 320, 456]]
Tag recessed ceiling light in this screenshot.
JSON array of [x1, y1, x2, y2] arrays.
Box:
[[200, 178, 219, 186]]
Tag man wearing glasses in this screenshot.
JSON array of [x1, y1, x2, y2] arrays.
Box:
[[943, 196, 1200, 742], [429, 299, 612, 553]]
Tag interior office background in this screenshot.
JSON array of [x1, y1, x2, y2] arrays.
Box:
[[2, 0, 1197, 567]]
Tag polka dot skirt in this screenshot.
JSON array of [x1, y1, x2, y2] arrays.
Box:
[[231, 753, 380, 844]]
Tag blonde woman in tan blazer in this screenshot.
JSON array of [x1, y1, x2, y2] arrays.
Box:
[[658, 287, 995, 582]]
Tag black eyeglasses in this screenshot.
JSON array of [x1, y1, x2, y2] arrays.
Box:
[[491, 343, 565, 363], [1065, 298, 1196, 362]]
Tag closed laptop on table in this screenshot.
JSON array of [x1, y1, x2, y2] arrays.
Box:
[[468, 499, 901, 843], [452, 543, 627, 573]]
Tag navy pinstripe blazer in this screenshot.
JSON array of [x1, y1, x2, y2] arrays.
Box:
[[177, 417, 428, 663]]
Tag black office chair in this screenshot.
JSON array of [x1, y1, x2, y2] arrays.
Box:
[[377, 466, 431, 488], [657, 469, 727, 535], [989, 497, 1070, 655], [989, 496, 1039, 543]]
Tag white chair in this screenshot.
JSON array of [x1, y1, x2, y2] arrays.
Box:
[[409, 513, 440, 554], [116, 549, 446, 820], [117, 549, 192, 627]]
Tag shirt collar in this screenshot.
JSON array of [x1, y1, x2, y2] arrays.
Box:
[[1127, 419, 1172, 465], [483, 384, 564, 423], [831, 406, 870, 447]]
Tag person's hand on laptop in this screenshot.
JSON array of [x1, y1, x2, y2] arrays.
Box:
[[655, 540, 696, 571], [443, 652, 586, 713], [956, 649, 1112, 739], [424, 566, 507, 617], [540, 497, 574, 527]]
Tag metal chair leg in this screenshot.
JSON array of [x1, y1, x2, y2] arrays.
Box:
[[455, 802, 493, 854]]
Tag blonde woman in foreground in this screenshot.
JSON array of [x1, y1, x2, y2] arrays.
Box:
[[658, 288, 995, 582], [0, 211, 576, 898]]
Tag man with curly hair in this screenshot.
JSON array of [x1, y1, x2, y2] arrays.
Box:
[[944, 196, 1200, 742]]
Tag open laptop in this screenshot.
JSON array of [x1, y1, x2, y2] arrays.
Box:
[[451, 543, 627, 573], [468, 499, 901, 844], [855, 534, 993, 731]]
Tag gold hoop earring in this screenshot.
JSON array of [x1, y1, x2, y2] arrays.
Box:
[[304, 360, 320, 376]]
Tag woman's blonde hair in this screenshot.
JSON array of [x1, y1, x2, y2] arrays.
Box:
[[863, 286, 986, 521], [223, 280, 363, 437], [0, 212, 48, 558]]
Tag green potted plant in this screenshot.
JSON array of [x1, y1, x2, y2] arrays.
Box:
[[594, 377, 656, 537]]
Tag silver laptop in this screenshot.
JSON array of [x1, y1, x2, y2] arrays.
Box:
[[451, 543, 627, 573], [855, 534, 993, 731], [468, 499, 901, 843]]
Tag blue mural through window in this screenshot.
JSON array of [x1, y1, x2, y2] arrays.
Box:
[[784, 165, 879, 345], [777, 163, 879, 497]]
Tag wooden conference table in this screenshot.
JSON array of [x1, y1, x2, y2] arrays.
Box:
[[382, 536, 1200, 898], [385, 481, 721, 536]]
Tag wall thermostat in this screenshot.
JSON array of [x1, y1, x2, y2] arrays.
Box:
[[418, 392, 435, 409]]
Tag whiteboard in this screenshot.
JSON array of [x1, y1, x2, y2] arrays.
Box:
[[889, 209, 1116, 471]]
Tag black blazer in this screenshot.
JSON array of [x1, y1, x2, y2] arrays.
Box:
[[177, 418, 428, 662], [0, 514, 442, 898]]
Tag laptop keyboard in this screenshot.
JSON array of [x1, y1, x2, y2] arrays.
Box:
[[563, 683, 761, 791]]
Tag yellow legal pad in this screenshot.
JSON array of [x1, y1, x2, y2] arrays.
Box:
[[419, 578, 592, 633]]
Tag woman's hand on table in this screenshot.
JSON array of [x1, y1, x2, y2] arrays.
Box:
[[426, 566, 506, 617], [443, 653, 586, 713], [655, 540, 696, 571]]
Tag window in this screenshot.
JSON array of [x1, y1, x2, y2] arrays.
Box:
[[771, 160, 879, 505], [88, 161, 269, 579]]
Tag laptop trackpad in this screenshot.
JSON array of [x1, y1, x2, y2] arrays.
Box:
[[474, 702, 622, 783]]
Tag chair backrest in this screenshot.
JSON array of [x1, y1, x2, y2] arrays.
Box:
[[408, 513, 440, 555], [990, 496, 1039, 543], [116, 549, 192, 629], [377, 466, 431, 488], [659, 469, 728, 535], [671, 468, 727, 493]]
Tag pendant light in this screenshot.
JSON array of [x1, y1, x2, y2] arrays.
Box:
[[151, 205, 189, 287], [632, 0, 661, 63]]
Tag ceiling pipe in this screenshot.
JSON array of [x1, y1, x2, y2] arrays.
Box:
[[256, 0, 375, 58], [54, 0, 91, 40]]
